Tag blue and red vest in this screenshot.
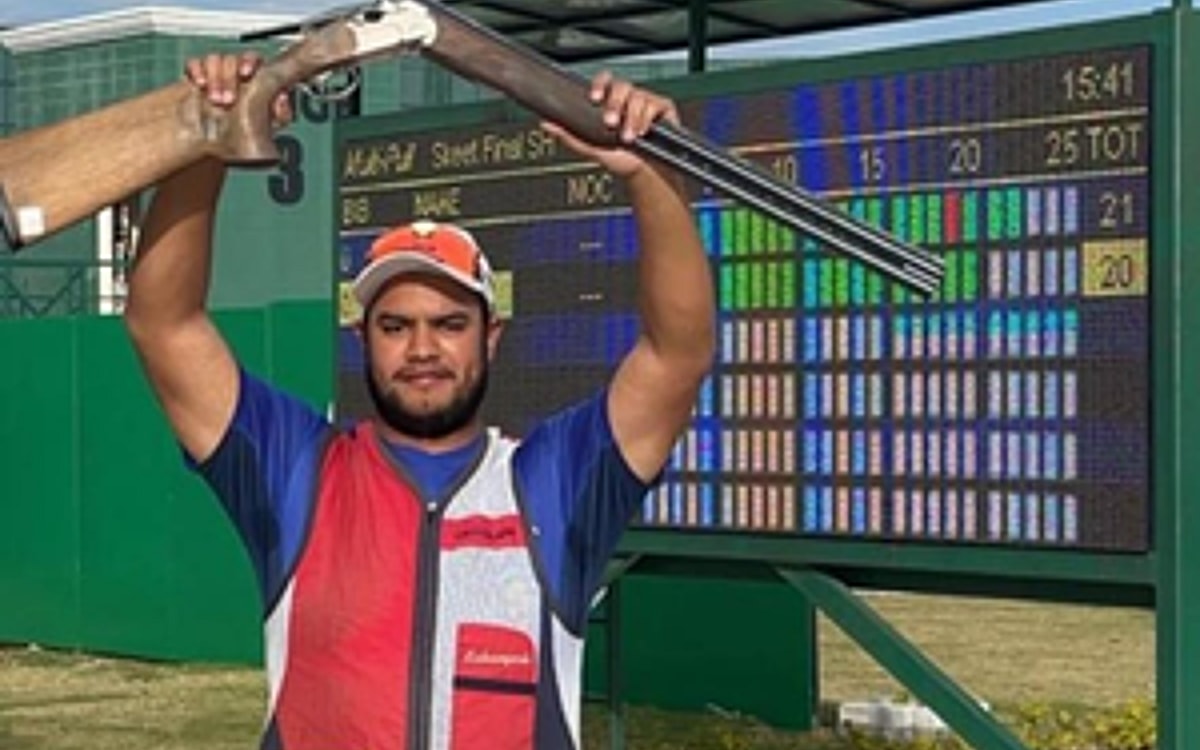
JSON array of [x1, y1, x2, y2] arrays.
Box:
[[196, 372, 648, 750]]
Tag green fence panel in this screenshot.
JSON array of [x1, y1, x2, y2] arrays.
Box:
[[73, 315, 261, 660], [161, 310, 271, 663], [0, 317, 81, 647], [0, 302, 332, 662], [266, 300, 335, 412], [616, 575, 815, 729], [165, 466, 263, 664], [77, 315, 173, 656]]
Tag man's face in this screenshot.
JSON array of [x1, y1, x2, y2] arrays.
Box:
[[362, 273, 500, 442]]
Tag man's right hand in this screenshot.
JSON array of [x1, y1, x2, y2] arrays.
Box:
[[184, 51, 293, 127]]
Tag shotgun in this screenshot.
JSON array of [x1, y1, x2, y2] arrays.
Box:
[[0, 0, 944, 293]]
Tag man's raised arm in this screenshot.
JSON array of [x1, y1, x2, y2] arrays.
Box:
[[124, 158, 238, 463], [546, 72, 716, 481], [124, 53, 289, 462]]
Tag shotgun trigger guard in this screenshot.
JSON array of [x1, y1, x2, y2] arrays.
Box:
[[300, 66, 362, 103]]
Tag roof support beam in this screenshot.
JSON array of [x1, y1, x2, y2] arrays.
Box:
[[688, 0, 707, 72]]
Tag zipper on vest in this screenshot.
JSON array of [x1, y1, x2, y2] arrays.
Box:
[[408, 500, 441, 750]]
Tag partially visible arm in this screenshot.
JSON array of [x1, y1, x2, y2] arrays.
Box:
[[608, 159, 714, 481], [124, 158, 237, 462], [546, 73, 715, 482], [124, 52, 288, 462]]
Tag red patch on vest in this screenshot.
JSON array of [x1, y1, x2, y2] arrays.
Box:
[[441, 514, 527, 550]]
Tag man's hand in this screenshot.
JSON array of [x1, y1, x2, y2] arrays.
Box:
[[541, 71, 678, 178], [184, 51, 293, 127]]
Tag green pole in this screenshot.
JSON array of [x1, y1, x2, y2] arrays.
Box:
[[1160, 5, 1200, 750], [781, 569, 1028, 750], [607, 576, 626, 750], [600, 556, 638, 750], [688, 0, 708, 73]]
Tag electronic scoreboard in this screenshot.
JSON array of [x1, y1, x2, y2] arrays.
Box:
[[337, 36, 1151, 554]]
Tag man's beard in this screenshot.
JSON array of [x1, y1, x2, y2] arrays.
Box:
[[365, 359, 489, 440]]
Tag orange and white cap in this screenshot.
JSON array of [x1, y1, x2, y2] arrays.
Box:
[[352, 220, 495, 311]]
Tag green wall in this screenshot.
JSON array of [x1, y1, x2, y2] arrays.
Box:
[[0, 301, 332, 663], [0, 45, 11, 134], [586, 575, 817, 729]]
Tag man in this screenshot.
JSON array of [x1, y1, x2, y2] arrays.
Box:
[[124, 51, 714, 750]]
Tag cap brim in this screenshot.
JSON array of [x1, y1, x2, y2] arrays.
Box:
[[353, 253, 490, 309]]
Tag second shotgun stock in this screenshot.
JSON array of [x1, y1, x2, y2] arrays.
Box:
[[0, 19, 369, 250]]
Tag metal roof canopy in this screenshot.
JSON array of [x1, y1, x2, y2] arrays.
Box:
[[440, 0, 1119, 67]]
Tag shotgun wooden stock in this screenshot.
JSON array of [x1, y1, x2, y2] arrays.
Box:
[[0, 20, 362, 250]]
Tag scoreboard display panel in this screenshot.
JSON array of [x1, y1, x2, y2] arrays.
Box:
[[336, 33, 1152, 555]]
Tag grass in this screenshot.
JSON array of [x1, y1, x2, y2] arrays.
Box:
[[817, 592, 1154, 709], [0, 593, 1154, 749]]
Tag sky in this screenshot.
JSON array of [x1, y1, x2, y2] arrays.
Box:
[[709, 0, 1170, 59], [0, 0, 327, 25], [0, 0, 1181, 53], [0, 0, 327, 26]]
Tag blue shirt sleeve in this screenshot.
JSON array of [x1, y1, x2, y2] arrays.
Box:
[[192, 368, 331, 608], [513, 390, 654, 633]]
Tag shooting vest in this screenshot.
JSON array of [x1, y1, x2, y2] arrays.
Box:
[[262, 423, 582, 750]]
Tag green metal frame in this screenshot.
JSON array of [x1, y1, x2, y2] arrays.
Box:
[[688, 0, 709, 73], [0, 257, 123, 317], [782, 569, 1025, 750], [1158, 3, 1199, 750]]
